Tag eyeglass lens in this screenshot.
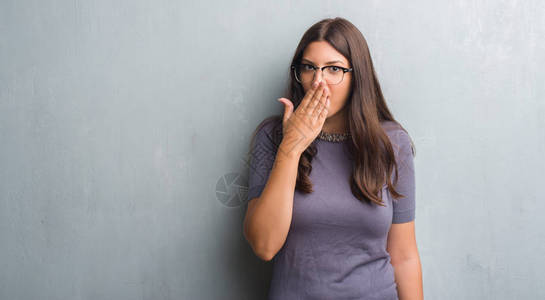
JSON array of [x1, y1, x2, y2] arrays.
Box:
[[294, 65, 346, 85]]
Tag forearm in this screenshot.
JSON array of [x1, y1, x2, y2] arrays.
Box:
[[392, 256, 423, 300], [245, 142, 301, 261]]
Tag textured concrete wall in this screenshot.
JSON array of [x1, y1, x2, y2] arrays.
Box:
[[1, 0, 544, 299]]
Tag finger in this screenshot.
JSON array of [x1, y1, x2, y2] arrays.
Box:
[[303, 83, 324, 116], [318, 96, 330, 122], [298, 81, 321, 113], [311, 88, 329, 119], [278, 98, 293, 124], [311, 85, 328, 120], [309, 85, 329, 116], [305, 82, 325, 115]]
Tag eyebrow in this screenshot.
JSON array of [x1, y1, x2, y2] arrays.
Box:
[[301, 58, 346, 66]]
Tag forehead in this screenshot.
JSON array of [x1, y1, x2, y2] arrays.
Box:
[[302, 41, 349, 66]]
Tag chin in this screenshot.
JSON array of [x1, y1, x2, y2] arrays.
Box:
[[327, 107, 340, 117]]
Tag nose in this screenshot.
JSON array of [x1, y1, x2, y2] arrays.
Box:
[[311, 70, 331, 93], [312, 69, 325, 86]]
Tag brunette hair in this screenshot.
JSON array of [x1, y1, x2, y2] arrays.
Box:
[[247, 17, 415, 206]]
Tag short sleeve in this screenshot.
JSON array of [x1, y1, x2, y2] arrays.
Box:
[[390, 130, 416, 224], [246, 120, 280, 202]]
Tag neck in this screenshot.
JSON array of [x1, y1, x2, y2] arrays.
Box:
[[322, 106, 348, 134]]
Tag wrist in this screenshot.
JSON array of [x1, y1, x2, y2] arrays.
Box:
[[278, 141, 302, 160]]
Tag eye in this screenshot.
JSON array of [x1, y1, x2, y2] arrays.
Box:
[[328, 66, 341, 72], [302, 64, 314, 70]]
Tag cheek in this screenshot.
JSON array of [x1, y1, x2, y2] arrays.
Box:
[[302, 82, 349, 105], [329, 85, 350, 106]]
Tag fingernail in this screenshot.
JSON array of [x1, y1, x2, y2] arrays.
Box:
[[313, 81, 318, 88]]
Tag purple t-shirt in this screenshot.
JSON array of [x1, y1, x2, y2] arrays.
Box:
[[246, 118, 416, 300]]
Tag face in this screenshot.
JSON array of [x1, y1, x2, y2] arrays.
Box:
[[300, 41, 352, 118]]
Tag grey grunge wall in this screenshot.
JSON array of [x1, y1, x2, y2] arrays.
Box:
[[1, 1, 544, 299]]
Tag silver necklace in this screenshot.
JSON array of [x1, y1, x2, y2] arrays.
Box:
[[317, 130, 351, 142]]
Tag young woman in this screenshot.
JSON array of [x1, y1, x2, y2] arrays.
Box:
[[243, 17, 423, 300]]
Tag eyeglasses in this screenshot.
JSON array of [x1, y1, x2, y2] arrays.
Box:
[[291, 63, 353, 85]]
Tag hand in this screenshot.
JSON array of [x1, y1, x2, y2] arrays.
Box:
[[277, 80, 330, 157]]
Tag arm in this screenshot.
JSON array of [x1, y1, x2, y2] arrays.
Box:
[[387, 129, 422, 299], [243, 80, 329, 261], [243, 141, 301, 261], [387, 221, 423, 300]]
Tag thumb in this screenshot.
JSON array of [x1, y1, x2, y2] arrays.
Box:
[[277, 98, 293, 124]]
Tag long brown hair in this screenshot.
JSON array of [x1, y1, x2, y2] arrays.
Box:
[[247, 17, 415, 207]]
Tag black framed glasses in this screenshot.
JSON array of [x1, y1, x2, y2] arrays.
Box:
[[291, 63, 353, 85]]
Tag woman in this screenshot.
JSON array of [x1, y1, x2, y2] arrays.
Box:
[[243, 17, 423, 300]]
